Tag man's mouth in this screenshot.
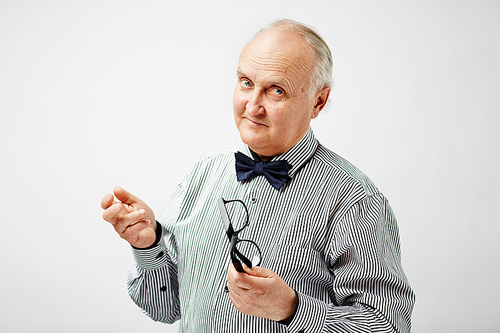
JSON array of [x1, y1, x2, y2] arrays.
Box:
[[245, 117, 266, 127]]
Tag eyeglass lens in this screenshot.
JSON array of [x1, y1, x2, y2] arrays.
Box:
[[223, 200, 249, 233], [233, 239, 262, 267]]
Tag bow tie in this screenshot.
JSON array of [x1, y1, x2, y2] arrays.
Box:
[[235, 152, 292, 190]]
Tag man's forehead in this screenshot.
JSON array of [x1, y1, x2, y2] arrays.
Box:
[[237, 42, 313, 88]]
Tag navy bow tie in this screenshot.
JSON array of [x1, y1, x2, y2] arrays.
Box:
[[235, 152, 292, 190]]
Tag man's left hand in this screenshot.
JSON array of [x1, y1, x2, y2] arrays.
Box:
[[226, 264, 297, 322]]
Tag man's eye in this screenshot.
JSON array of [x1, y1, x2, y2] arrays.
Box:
[[271, 87, 284, 95], [241, 80, 252, 87]]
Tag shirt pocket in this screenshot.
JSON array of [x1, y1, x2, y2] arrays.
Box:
[[273, 209, 330, 253]]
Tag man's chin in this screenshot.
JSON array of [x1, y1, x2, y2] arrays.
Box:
[[241, 135, 268, 152]]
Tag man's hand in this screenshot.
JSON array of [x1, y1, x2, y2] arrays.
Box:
[[101, 187, 157, 248], [226, 264, 297, 322]]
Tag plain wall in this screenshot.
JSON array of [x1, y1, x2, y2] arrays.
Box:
[[1, 1, 499, 332]]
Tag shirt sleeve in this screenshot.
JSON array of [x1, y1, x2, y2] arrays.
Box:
[[126, 183, 185, 324], [287, 193, 415, 333]]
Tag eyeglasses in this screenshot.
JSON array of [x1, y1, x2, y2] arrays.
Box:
[[218, 198, 262, 273]]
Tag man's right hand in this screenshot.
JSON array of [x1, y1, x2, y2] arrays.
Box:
[[101, 187, 157, 249]]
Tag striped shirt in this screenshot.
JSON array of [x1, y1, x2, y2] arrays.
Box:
[[128, 128, 415, 333]]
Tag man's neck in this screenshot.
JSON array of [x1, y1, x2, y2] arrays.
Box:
[[249, 149, 274, 162]]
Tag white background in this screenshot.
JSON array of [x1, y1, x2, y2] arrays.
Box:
[[1, 1, 499, 332]]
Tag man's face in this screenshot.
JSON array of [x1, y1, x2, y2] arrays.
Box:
[[233, 28, 328, 159]]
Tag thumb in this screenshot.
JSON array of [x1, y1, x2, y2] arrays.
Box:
[[242, 264, 272, 278], [113, 186, 141, 204]]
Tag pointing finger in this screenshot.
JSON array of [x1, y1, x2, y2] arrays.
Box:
[[113, 186, 142, 205], [100, 193, 115, 210]]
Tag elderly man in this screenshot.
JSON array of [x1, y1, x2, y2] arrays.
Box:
[[101, 19, 415, 332]]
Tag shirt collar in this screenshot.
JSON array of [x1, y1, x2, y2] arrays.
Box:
[[242, 128, 318, 179]]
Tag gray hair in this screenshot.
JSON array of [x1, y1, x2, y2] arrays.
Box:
[[257, 19, 334, 95]]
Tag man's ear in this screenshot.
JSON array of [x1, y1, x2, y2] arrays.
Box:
[[311, 87, 331, 119]]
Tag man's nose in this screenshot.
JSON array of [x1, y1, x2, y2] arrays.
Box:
[[246, 90, 265, 115]]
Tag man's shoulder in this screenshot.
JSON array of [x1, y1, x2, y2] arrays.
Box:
[[179, 142, 243, 189], [186, 141, 243, 176], [312, 144, 381, 197], [197, 141, 244, 162]]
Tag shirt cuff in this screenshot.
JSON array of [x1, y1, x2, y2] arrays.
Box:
[[130, 222, 170, 270], [286, 291, 328, 333]]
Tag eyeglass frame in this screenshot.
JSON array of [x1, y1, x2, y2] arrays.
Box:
[[218, 197, 262, 273]]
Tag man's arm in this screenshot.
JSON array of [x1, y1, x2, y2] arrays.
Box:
[[127, 225, 181, 323], [227, 193, 415, 333], [290, 193, 414, 333], [101, 186, 182, 323]]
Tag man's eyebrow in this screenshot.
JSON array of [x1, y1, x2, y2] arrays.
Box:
[[235, 69, 289, 88]]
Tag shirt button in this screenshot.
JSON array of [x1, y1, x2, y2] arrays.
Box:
[[156, 251, 164, 259], [250, 197, 257, 203], [160, 286, 167, 292]]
